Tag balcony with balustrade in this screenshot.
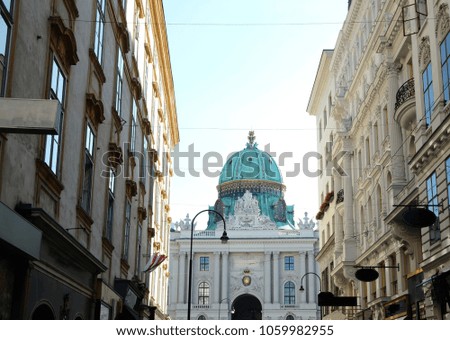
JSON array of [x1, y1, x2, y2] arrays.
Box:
[[394, 78, 417, 131]]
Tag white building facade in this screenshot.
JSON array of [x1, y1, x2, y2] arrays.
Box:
[[168, 135, 320, 320], [308, 0, 450, 320]]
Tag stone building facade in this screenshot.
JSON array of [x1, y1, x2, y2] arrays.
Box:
[[308, 0, 450, 320], [168, 135, 320, 320], [0, 0, 178, 319]]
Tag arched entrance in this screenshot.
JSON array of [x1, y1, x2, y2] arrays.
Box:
[[31, 303, 55, 320], [231, 294, 262, 320]]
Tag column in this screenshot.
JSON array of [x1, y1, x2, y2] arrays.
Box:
[[273, 251, 280, 304], [178, 252, 186, 303], [221, 251, 229, 301], [343, 137, 356, 261], [334, 172, 343, 254], [359, 281, 366, 309], [396, 250, 404, 292], [385, 257, 392, 296], [170, 253, 179, 304], [213, 252, 221, 303], [386, 61, 406, 188], [264, 251, 271, 303], [367, 281, 372, 303], [299, 252, 306, 303], [307, 252, 316, 303], [375, 270, 381, 299]]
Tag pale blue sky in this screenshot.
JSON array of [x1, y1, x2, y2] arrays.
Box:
[[162, 0, 348, 228]]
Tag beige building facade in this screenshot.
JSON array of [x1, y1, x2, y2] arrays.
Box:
[[0, 0, 178, 320], [308, 0, 450, 320]]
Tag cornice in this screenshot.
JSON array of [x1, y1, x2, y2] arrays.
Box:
[[150, 0, 179, 146], [409, 110, 450, 174]]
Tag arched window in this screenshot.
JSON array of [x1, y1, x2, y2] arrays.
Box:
[[284, 281, 295, 305], [198, 282, 210, 305], [198, 315, 206, 320], [286, 314, 295, 320], [31, 303, 55, 320]]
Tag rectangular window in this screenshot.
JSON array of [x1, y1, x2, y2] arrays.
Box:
[[94, 0, 106, 64], [123, 201, 131, 261], [284, 256, 294, 271], [200, 256, 209, 271], [115, 50, 124, 116], [130, 100, 137, 153], [422, 62, 434, 126], [44, 57, 66, 174], [446, 158, 450, 208], [143, 59, 149, 99], [106, 169, 115, 241], [133, 8, 139, 66], [440, 32, 450, 103], [140, 137, 148, 181], [81, 124, 95, 213], [136, 223, 142, 275], [426, 173, 440, 243], [0, 0, 13, 96]]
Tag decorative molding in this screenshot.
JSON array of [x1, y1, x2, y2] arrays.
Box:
[[63, 0, 79, 20], [111, 107, 124, 133], [435, 3, 450, 42], [138, 206, 147, 221], [144, 42, 153, 63], [120, 258, 130, 277], [108, 142, 124, 168], [385, 61, 402, 76], [117, 22, 130, 54], [76, 204, 94, 230], [35, 158, 64, 196], [227, 191, 277, 230], [86, 93, 105, 129], [218, 179, 285, 198], [49, 16, 79, 71], [102, 237, 115, 257], [148, 227, 155, 239], [135, 0, 145, 18], [132, 77, 143, 100], [139, 180, 146, 196], [126, 179, 138, 198], [142, 118, 151, 136], [150, 148, 159, 163], [88, 49, 106, 84], [152, 81, 160, 98], [418, 36, 431, 70]]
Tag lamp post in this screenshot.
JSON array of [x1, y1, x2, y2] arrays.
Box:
[[299, 272, 322, 320], [187, 209, 228, 320]]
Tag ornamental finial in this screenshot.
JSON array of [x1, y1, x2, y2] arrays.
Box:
[[248, 131, 256, 146]]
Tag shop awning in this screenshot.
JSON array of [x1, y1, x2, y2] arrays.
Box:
[[143, 253, 167, 273]]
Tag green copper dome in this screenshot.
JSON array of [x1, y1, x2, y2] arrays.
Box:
[[218, 144, 283, 184], [207, 132, 295, 230]]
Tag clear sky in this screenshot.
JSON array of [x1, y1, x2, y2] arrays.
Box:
[[162, 0, 348, 229]]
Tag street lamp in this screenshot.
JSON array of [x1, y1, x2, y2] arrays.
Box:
[[299, 272, 322, 320], [187, 209, 228, 320]]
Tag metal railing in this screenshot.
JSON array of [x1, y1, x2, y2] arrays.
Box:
[[395, 78, 415, 111]]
